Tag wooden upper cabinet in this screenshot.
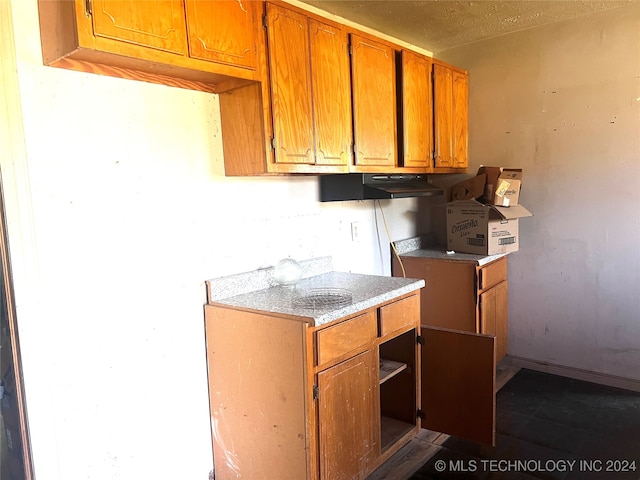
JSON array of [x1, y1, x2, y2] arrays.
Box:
[[185, 0, 261, 70], [310, 19, 352, 166], [452, 69, 469, 168], [266, 3, 315, 164], [38, 0, 266, 93], [262, 2, 351, 169], [400, 50, 433, 170], [433, 62, 468, 169], [90, 0, 187, 54], [433, 63, 454, 168], [350, 34, 397, 169]]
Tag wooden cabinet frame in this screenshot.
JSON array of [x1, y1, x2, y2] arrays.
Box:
[[205, 293, 423, 479], [433, 59, 469, 170], [392, 254, 509, 446], [37, 0, 267, 93]]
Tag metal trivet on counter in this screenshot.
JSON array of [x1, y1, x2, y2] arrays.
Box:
[[291, 288, 353, 310]]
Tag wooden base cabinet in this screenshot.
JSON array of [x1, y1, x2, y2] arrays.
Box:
[[390, 254, 511, 446], [205, 293, 422, 480], [393, 255, 509, 365]]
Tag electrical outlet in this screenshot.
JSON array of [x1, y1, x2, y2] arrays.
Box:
[[351, 222, 360, 242]]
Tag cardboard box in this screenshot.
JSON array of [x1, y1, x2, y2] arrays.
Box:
[[446, 200, 533, 255], [477, 166, 523, 206], [450, 173, 486, 201]]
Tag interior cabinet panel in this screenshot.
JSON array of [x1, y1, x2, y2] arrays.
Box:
[[91, 0, 187, 54], [185, 0, 261, 69], [421, 326, 496, 446], [351, 34, 397, 168], [266, 4, 315, 164], [318, 349, 380, 480]]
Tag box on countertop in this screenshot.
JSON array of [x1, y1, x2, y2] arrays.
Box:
[[477, 166, 522, 206], [446, 200, 533, 255], [450, 166, 523, 206]]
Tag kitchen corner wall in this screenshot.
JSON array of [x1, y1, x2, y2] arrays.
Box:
[[2, 2, 424, 479], [437, 4, 640, 382]]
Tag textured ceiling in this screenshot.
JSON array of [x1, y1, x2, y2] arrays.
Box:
[[299, 0, 634, 53]]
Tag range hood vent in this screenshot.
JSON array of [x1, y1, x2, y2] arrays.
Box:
[[319, 174, 444, 202]]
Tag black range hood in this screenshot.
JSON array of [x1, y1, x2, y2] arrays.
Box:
[[319, 174, 444, 202]]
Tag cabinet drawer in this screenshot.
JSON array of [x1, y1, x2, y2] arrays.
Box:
[[316, 311, 377, 366], [478, 258, 507, 291], [379, 294, 419, 336]]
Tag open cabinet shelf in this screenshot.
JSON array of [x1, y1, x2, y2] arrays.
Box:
[[379, 358, 408, 384]]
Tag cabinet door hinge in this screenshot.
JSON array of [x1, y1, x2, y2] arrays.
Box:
[[417, 409, 425, 420], [417, 335, 425, 346], [262, 14, 268, 29], [312, 385, 319, 400], [84, 0, 92, 17], [270, 137, 276, 150]]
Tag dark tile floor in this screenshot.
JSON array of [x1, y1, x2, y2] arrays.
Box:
[[410, 369, 640, 480]]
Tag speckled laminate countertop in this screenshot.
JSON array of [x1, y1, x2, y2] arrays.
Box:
[[394, 235, 507, 266], [206, 263, 424, 327]]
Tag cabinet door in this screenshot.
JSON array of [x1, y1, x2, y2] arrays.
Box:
[[480, 280, 508, 362], [452, 70, 469, 168], [266, 4, 315, 164], [310, 19, 352, 166], [90, 0, 187, 54], [421, 326, 496, 446], [351, 34, 397, 168], [433, 64, 453, 168], [318, 349, 380, 480], [401, 50, 432, 169], [185, 0, 261, 70]]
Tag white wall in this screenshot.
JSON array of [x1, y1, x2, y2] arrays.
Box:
[[437, 4, 640, 381], [3, 2, 424, 479]]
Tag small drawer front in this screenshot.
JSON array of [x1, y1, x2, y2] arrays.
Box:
[[316, 311, 377, 366], [379, 294, 419, 337], [478, 258, 507, 291]]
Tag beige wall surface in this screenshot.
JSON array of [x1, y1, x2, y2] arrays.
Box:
[[438, 3, 640, 381], [2, 1, 425, 479]]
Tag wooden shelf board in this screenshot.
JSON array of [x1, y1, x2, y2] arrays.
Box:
[[379, 358, 408, 384]]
